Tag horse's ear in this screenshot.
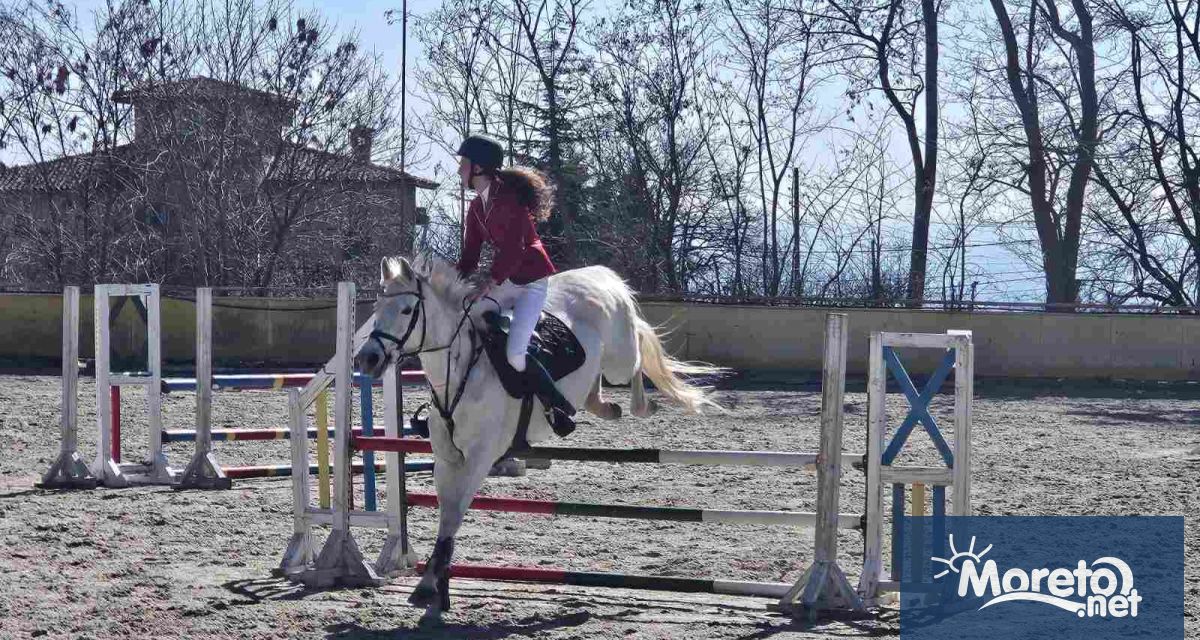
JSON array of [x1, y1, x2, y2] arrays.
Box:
[[381, 257, 414, 284]]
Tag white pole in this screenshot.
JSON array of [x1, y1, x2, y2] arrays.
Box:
[[176, 287, 229, 489], [781, 313, 864, 615], [91, 286, 126, 487], [377, 362, 416, 574], [952, 331, 973, 515], [39, 286, 96, 488], [279, 388, 313, 574], [857, 331, 886, 600], [144, 285, 173, 483]]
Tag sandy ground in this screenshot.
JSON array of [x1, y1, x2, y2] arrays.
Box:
[[0, 373, 1197, 639]]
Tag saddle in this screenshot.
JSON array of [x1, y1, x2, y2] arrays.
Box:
[[480, 309, 586, 451]]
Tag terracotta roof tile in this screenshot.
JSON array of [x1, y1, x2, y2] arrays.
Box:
[[0, 143, 437, 192]]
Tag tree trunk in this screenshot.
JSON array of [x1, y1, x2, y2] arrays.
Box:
[[907, 0, 939, 304], [989, 0, 1079, 307]]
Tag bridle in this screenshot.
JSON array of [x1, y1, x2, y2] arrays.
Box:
[[369, 276, 487, 455], [368, 278, 431, 360]]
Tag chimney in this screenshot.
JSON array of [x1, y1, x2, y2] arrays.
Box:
[[349, 125, 374, 163]]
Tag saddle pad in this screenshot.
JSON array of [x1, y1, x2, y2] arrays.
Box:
[[482, 311, 586, 399]]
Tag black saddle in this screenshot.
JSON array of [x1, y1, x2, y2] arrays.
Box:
[[480, 310, 585, 450], [482, 311, 584, 393]]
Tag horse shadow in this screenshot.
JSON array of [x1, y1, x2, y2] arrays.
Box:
[[222, 577, 314, 602], [324, 610, 591, 639], [223, 577, 888, 639]]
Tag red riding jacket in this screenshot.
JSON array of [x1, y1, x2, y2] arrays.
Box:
[[456, 179, 556, 285]]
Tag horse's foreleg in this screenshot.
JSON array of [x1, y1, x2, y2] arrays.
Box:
[[631, 369, 660, 418], [584, 372, 622, 420], [408, 448, 496, 612]]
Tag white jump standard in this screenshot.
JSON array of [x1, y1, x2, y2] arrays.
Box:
[[38, 286, 97, 489], [858, 329, 973, 600], [91, 284, 175, 487]]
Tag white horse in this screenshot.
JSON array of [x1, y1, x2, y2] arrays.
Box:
[[354, 255, 722, 611]]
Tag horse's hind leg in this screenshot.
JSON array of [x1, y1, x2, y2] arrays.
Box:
[[631, 369, 660, 418], [584, 372, 622, 420]]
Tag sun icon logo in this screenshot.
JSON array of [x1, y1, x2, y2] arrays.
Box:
[[930, 535, 993, 580]]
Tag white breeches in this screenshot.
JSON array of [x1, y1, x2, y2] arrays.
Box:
[[491, 278, 549, 372]]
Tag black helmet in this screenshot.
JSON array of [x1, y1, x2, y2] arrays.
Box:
[[457, 134, 503, 170]]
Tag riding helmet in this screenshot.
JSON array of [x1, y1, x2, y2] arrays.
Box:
[[457, 134, 504, 171]]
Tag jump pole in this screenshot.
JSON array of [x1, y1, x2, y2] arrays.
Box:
[[38, 286, 97, 489], [778, 312, 864, 615], [280, 283, 421, 581], [161, 424, 418, 442], [359, 375, 376, 512], [167, 288, 416, 490], [303, 282, 382, 587], [160, 371, 423, 392], [353, 437, 859, 470], [316, 390, 331, 509], [223, 460, 432, 479], [279, 389, 314, 573], [376, 360, 418, 574]]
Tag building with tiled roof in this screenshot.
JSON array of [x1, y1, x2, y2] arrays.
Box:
[[0, 76, 437, 286]]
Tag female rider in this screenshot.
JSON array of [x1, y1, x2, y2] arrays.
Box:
[[455, 134, 575, 434]]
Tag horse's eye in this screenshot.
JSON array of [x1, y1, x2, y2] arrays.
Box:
[[401, 307, 413, 315]]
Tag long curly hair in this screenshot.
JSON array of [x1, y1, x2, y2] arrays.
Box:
[[495, 167, 554, 222]]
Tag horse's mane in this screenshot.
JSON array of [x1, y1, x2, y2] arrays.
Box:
[[399, 253, 479, 304]]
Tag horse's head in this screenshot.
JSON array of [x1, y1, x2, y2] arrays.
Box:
[[355, 256, 427, 378]]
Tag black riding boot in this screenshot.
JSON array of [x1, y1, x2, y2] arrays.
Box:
[[525, 354, 576, 437]]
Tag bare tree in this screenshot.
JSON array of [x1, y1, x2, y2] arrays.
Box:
[[494, 0, 588, 266], [699, 72, 760, 295], [983, 0, 1100, 307], [0, 0, 415, 290], [1084, 0, 1200, 307], [590, 0, 716, 293], [723, 0, 830, 296], [814, 0, 941, 303]]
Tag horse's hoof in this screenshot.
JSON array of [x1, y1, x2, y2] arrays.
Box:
[[602, 402, 622, 419], [488, 458, 526, 477], [633, 399, 660, 418]]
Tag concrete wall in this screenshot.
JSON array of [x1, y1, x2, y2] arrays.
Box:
[[0, 292, 371, 369], [3, 292, 1199, 380], [638, 302, 1200, 380]]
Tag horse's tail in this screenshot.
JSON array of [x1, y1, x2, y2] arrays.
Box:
[[632, 312, 726, 414]]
